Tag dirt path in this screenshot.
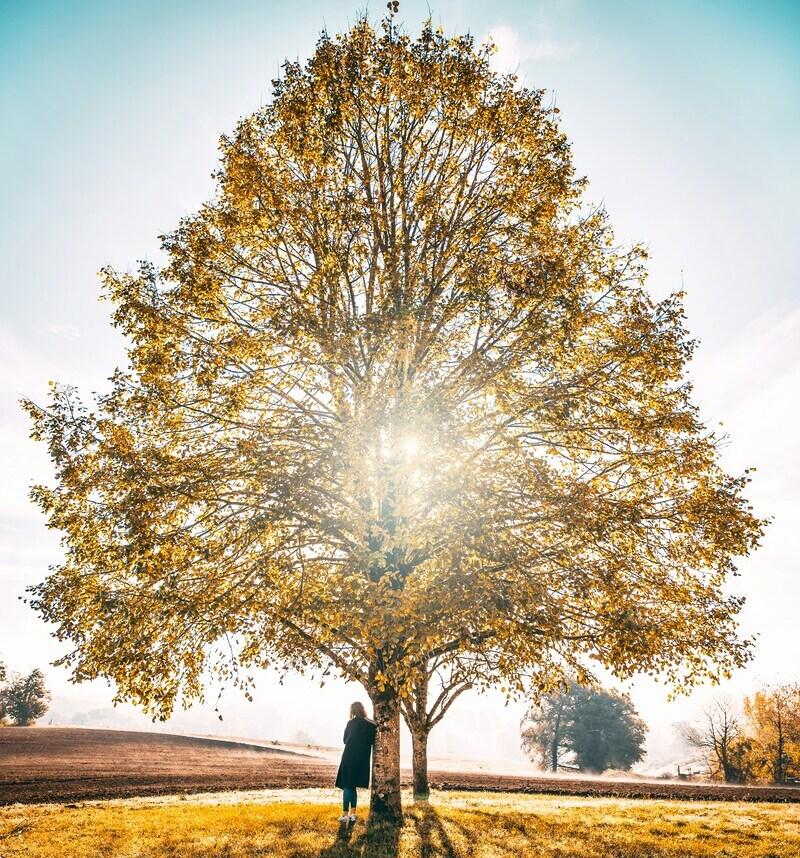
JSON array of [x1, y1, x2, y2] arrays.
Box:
[[2, 727, 799, 805]]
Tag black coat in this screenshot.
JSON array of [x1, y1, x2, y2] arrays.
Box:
[[335, 715, 376, 789]]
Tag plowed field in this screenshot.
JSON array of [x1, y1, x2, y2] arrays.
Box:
[[2, 727, 798, 805]]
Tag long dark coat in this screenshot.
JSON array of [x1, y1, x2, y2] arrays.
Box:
[[335, 715, 376, 789]]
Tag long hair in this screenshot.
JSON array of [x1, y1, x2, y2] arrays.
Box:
[[350, 701, 368, 719]]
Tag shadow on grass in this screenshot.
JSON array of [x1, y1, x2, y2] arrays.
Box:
[[293, 814, 402, 858], [281, 800, 783, 858], [410, 804, 458, 858], [409, 804, 781, 858]]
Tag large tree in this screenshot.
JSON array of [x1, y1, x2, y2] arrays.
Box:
[[25, 17, 764, 820], [0, 657, 6, 724]]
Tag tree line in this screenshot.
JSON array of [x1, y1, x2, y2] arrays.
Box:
[[684, 684, 800, 785]]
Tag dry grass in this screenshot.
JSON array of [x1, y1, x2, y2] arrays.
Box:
[[1, 788, 798, 857]]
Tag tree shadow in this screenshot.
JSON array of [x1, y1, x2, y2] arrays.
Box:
[[410, 804, 459, 858], [294, 814, 402, 858], [310, 806, 460, 858], [312, 818, 356, 858]]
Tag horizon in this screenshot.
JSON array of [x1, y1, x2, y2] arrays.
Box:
[[1, 0, 799, 772]]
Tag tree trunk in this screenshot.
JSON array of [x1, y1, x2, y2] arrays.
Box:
[[411, 725, 430, 801], [550, 705, 562, 772], [775, 713, 785, 784], [369, 689, 403, 822], [409, 672, 430, 801]]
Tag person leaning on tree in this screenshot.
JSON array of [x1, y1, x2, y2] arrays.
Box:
[[335, 701, 376, 824]]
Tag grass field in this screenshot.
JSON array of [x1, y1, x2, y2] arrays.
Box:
[[1, 788, 798, 858]]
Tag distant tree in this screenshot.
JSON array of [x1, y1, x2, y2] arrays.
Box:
[[520, 685, 570, 772], [570, 688, 648, 772], [0, 669, 51, 726], [743, 684, 800, 784], [521, 682, 647, 773], [684, 698, 750, 783]]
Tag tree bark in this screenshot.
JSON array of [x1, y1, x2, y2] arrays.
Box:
[[411, 725, 430, 801], [369, 689, 403, 822]]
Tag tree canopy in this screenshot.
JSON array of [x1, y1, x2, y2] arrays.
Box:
[[24, 16, 765, 817]]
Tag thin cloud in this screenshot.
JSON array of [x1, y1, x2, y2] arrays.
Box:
[[484, 24, 576, 74], [691, 304, 800, 420], [36, 322, 81, 341]]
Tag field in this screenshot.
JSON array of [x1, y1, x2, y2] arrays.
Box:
[[1, 789, 799, 857], [3, 727, 800, 806], [0, 727, 335, 804], [2, 728, 799, 856]]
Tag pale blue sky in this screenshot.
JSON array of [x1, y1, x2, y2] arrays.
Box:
[[1, 1, 798, 764]]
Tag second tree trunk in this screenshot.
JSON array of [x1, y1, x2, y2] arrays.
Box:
[[411, 725, 430, 801]]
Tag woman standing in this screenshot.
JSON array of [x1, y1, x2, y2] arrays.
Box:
[[335, 701, 376, 824]]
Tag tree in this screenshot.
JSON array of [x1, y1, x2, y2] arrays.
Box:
[[684, 698, 750, 783], [569, 687, 647, 772], [521, 682, 647, 774], [0, 669, 51, 726], [743, 684, 800, 784], [521, 687, 569, 772], [24, 17, 765, 821], [401, 658, 470, 800], [402, 652, 503, 799]]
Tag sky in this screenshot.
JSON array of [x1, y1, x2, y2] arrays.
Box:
[[1, 0, 798, 767]]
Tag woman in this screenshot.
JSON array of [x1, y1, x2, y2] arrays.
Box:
[[334, 701, 376, 824]]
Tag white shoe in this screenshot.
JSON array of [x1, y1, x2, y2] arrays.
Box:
[[338, 813, 349, 823], [349, 813, 357, 823]]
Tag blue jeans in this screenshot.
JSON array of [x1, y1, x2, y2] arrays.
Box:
[[342, 786, 357, 812]]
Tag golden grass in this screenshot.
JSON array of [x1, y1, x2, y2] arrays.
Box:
[[1, 788, 798, 857]]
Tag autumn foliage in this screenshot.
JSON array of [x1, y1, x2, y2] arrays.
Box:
[[744, 684, 800, 783], [686, 685, 800, 784], [24, 17, 765, 817]]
